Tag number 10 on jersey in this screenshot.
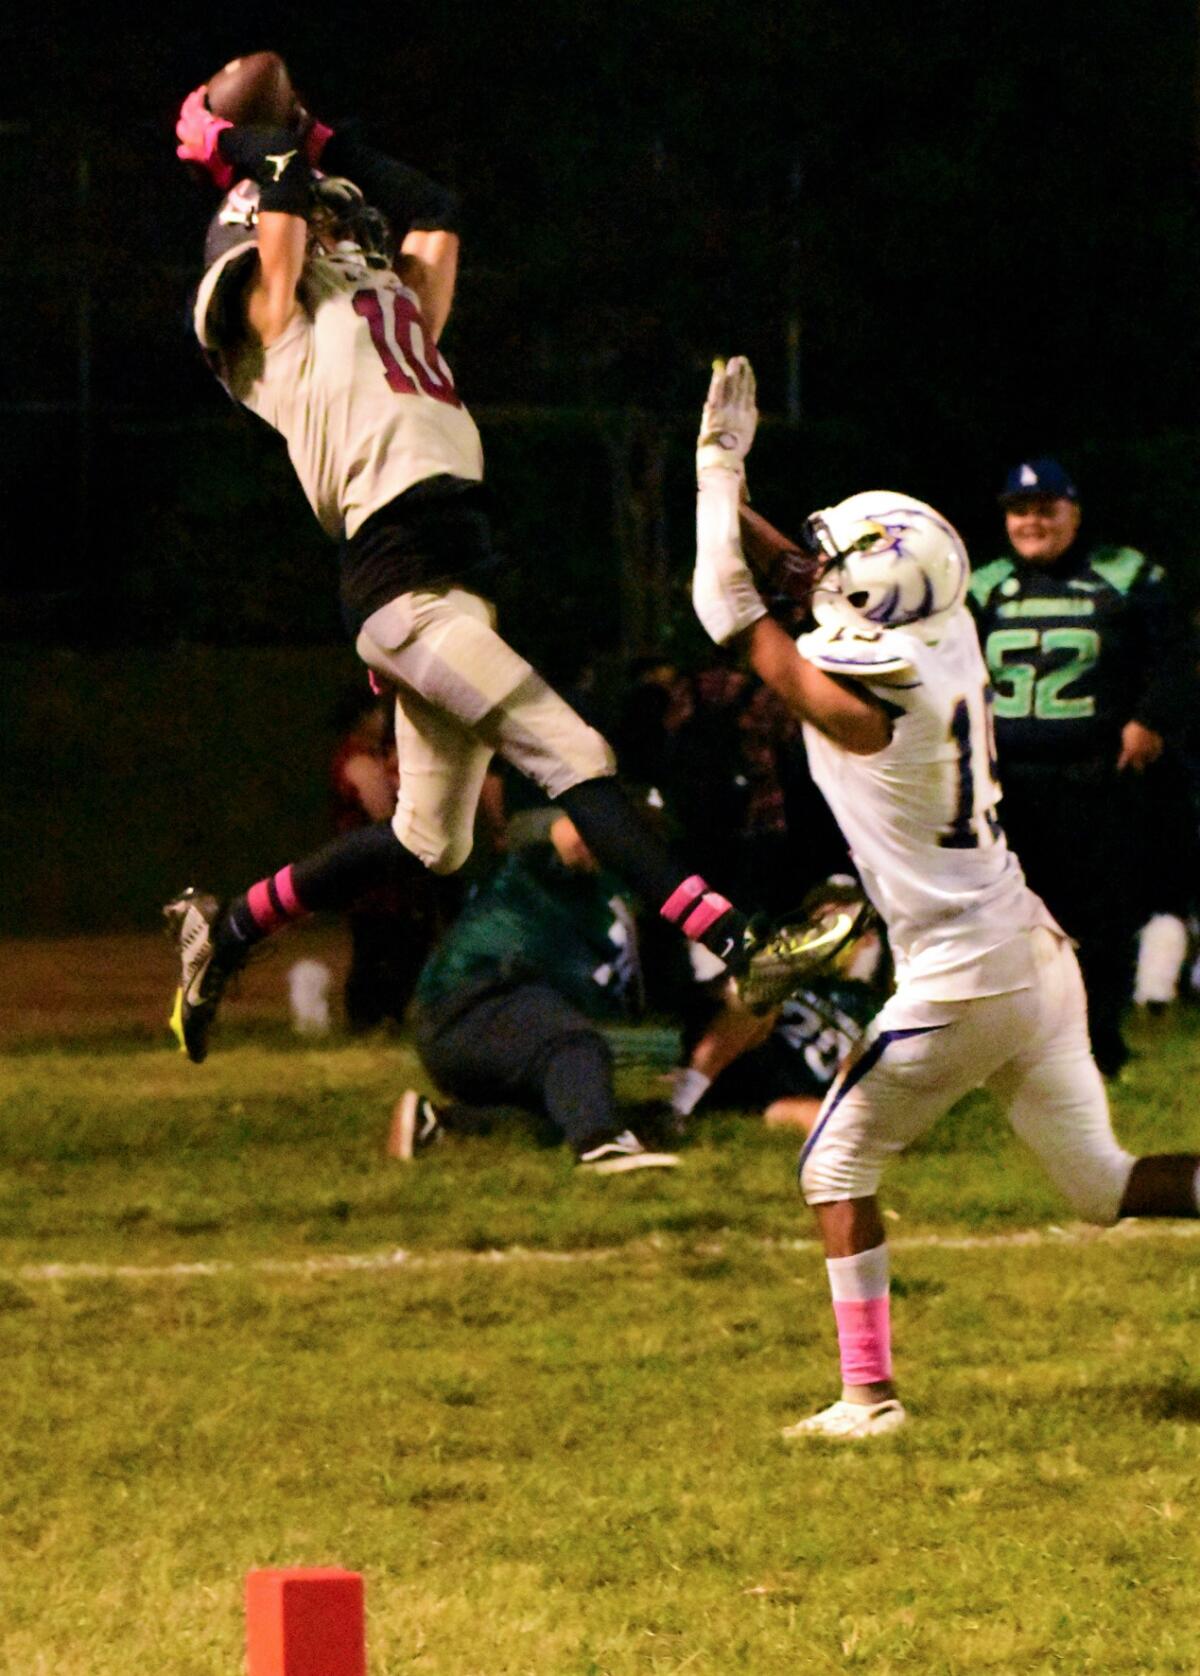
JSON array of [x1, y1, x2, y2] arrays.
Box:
[[353, 288, 462, 407]]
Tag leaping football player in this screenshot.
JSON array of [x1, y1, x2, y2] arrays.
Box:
[[692, 356, 1200, 1438], [164, 73, 824, 1172]]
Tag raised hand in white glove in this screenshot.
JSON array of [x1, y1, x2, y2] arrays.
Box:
[[696, 355, 758, 479], [693, 355, 767, 645]]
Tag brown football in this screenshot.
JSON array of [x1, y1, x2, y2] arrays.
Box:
[[206, 51, 298, 126]]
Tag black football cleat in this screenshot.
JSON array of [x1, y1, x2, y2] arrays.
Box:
[[163, 887, 241, 1063]]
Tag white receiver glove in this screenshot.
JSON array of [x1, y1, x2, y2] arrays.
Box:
[[696, 355, 758, 478], [693, 357, 767, 644]]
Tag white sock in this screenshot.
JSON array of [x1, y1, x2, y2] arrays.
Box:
[[825, 1244, 890, 1302], [672, 1067, 712, 1118], [1135, 914, 1188, 1005]]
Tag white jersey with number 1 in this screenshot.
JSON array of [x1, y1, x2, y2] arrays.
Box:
[[797, 608, 1059, 1000], [194, 240, 484, 541]]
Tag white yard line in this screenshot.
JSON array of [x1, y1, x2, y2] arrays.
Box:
[[7, 1218, 1200, 1285]]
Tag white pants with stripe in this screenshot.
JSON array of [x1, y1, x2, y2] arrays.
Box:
[[799, 928, 1136, 1224], [356, 587, 615, 874]]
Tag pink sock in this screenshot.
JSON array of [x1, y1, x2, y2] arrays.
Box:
[[826, 1245, 892, 1388], [245, 865, 308, 934], [659, 875, 732, 939], [658, 875, 741, 966]]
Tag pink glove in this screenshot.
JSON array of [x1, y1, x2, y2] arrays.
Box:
[[175, 86, 234, 189], [303, 116, 334, 165]]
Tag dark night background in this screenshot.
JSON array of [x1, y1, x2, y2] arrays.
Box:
[[1, 1, 1198, 928]]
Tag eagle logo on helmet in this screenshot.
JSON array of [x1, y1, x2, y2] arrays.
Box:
[[805, 493, 968, 638]]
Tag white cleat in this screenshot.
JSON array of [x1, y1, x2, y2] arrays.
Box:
[[576, 1129, 680, 1174], [781, 1398, 907, 1441]]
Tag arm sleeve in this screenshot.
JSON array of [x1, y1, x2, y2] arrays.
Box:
[[1128, 566, 1195, 739], [216, 125, 314, 214], [692, 470, 769, 645], [318, 122, 461, 234]]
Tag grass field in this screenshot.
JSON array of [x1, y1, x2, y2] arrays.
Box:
[[2, 933, 1199, 1674]]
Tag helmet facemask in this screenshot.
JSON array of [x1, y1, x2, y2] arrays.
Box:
[[203, 176, 395, 275], [308, 176, 394, 268]]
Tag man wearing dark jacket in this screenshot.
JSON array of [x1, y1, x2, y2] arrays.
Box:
[[969, 458, 1194, 1074]]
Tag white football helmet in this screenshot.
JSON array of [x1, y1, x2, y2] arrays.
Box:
[[803, 491, 969, 636]]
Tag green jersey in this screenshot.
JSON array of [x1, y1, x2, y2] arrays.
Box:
[[415, 846, 639, 1021]]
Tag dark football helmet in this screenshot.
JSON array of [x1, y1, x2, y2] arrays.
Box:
[[203, 178, 261, 270], [308, 175, 394, 266], [202, 174, 394, 273]]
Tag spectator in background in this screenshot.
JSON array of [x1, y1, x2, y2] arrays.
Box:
[[609, 653, 685, 794], [606, 651, 855, 1009], [663, 658, 812, 919], [968, 459, 1195, 1076]]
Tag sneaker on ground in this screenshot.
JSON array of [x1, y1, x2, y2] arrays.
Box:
[[576, 1129, 680, 1174], [388, 1089, 444, 1160], [781, 1398, 907, 1441], [737, 903, 868, 1013], [164, 887, 243, 1064]]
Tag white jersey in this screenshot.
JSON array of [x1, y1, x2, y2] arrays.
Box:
[[194, 241, 484, 541], [797, 608, 1058, 999]]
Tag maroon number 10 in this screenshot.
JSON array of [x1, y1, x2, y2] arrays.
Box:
[[353, 288, 462, 408]]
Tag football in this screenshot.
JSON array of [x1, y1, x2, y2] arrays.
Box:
[[206, 51, 299, 127]]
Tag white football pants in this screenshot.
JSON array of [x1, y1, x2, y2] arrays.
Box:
[[357, 587, 615, 874], [800, 928, 1136, 1224]]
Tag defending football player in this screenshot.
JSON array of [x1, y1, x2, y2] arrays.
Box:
[[164, 76, 820, 1089], [692, 356, 1200, 1440]]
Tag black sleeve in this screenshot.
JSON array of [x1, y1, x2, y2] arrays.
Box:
[[216, 126, 313, 215], [318, 121, 460, 235], [1128, 563, 1196, 740]]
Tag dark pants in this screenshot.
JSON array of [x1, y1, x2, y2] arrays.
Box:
[[413, 980, 618, 1153], [344, 910, 432, 1030], [344, 873, 464, 1032], [998, 761, 1141, 1074]]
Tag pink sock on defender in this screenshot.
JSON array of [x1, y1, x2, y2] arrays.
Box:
[[831, 1296, 893, 1386], [826, 1244, 892, 1387]]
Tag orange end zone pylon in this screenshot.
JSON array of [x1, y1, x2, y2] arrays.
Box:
[[246, 1567, 366, 1676]]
